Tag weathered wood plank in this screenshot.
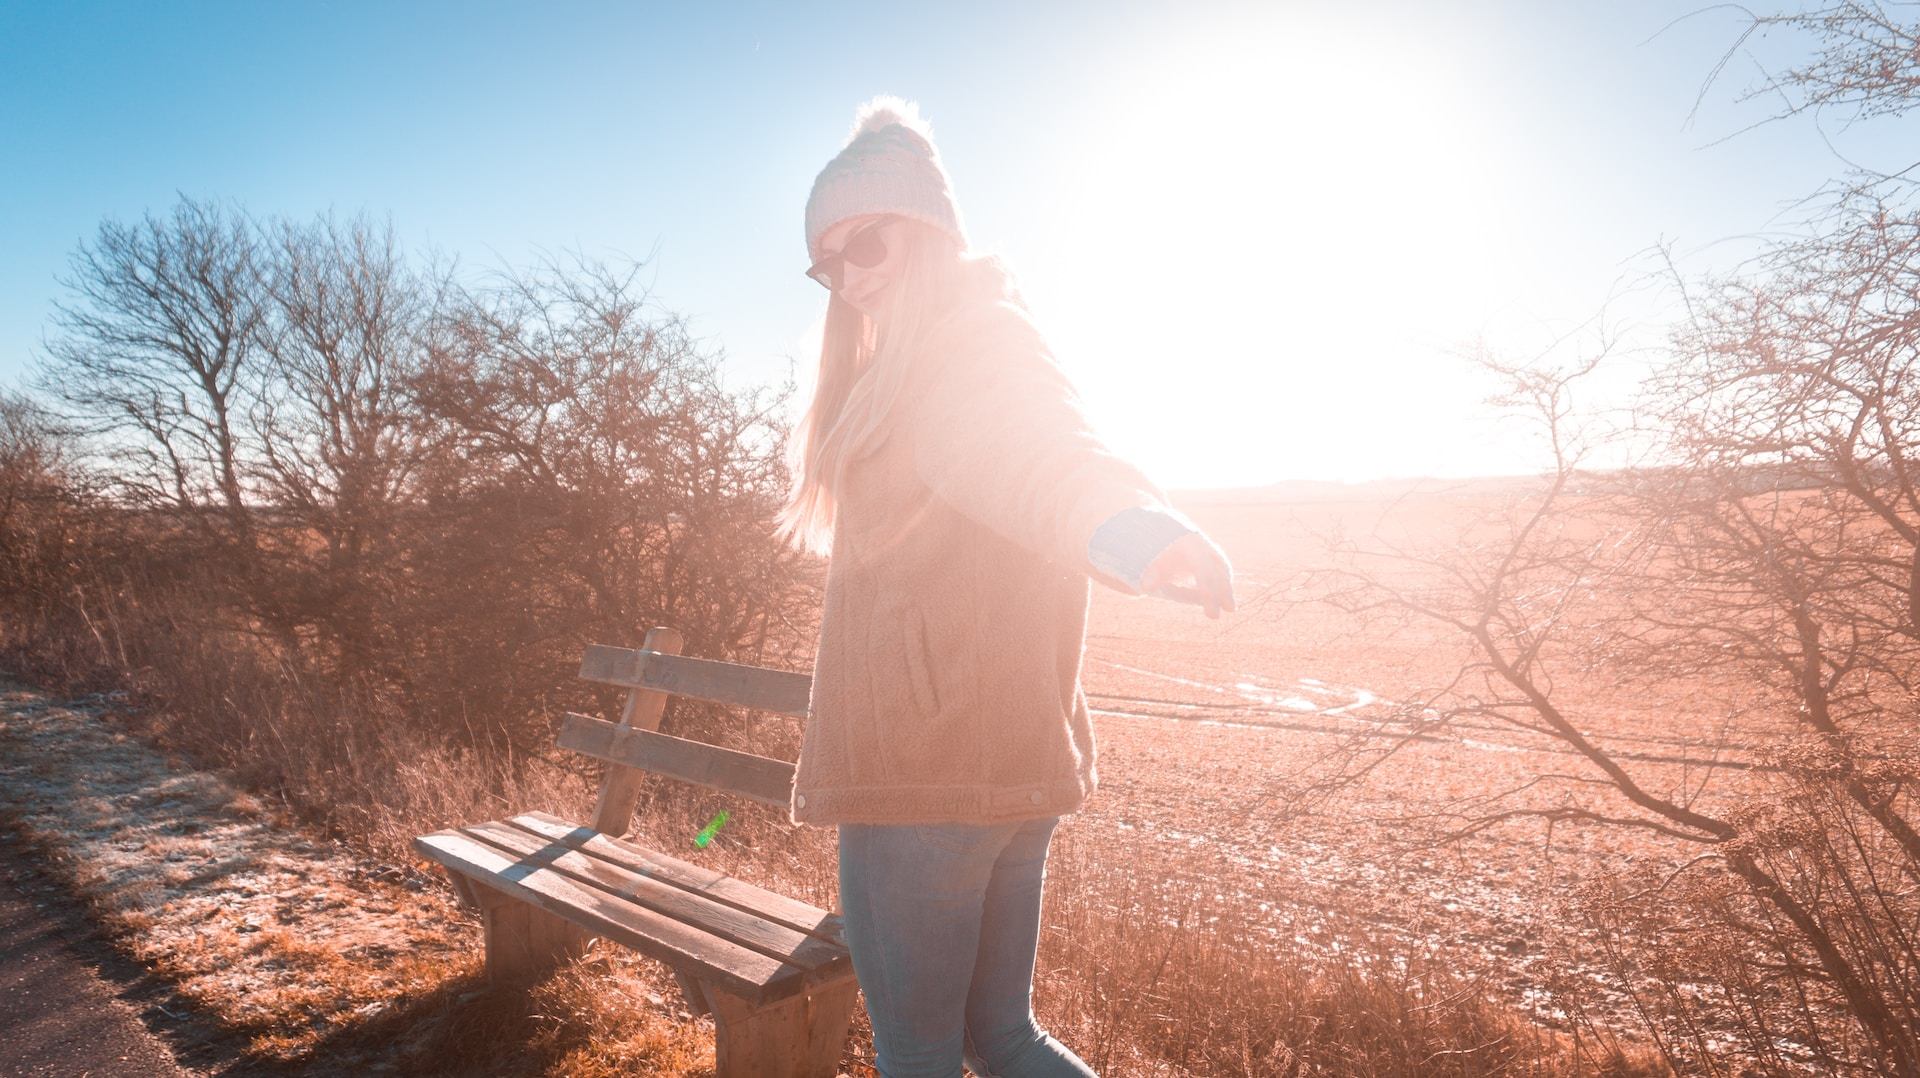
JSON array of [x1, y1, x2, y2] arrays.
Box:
[[457, 819, 847, 976], [413, 829, 805, 1003], [561, 713, 796, 809], [702, 977, 859, 1078], [591, 625, 682, 837], [579, 644, 812, 718], [508, 812, 845, 946]]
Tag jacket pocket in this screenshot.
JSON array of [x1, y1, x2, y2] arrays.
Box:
[[903, 606, 940, 716]]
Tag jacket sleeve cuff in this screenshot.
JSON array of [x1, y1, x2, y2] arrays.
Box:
[[1087, 506, 1197, 594]]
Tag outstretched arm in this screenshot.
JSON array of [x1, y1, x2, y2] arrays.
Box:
[[1087, 505, 1237, 618], [907, 301, 1235, 617], [907, 304, 1170, 572]]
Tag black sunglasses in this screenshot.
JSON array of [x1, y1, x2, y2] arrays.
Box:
[[806, 219, 889, 292]]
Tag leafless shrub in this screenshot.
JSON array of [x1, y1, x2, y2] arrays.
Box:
[[1291, 205, 1920, 1072], [399, 249, 811, 754], [15, 194, 810, 789]]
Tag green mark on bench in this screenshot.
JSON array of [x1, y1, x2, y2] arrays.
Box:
[[694, 810, 730, 849]]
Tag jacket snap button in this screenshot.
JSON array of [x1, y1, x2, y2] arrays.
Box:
[[795, 794, 807, 808], [1028, 791, 1042, 804]]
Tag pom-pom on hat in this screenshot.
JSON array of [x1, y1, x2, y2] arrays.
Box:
[[805, 95, 968, 265]]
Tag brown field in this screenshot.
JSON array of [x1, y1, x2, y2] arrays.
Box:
[[1064, 480, 1781, 1050], [4, 477, 1781, 1075]]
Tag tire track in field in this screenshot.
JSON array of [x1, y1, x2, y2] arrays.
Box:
[[1087, 658, 1783, 773]]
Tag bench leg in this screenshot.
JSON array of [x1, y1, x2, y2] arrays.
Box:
[[445, 870, 482, 912], [477, 889, 594, 985], [673, 968, 712, 1017], [698, 976, 858, 1078]]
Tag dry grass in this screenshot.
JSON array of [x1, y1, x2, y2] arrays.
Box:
[[0, 482, 1711, 1075], [0, 675, 1667, 1076]]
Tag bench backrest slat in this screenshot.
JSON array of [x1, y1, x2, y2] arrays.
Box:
[[590, 627, 684, 834], [579, 644, 812, 718], [560, 712, 797, 809]]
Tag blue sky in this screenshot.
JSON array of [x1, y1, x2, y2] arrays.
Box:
[[3, 1, 1915, 488]]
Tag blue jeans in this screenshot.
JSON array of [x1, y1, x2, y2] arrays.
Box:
[[837, 815, 1098, 1078]]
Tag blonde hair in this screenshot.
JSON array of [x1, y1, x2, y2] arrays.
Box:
[[775, 218, 1020, 556]]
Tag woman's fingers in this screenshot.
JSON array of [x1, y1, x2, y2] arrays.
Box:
[[1149, 582, 1206, 604], [1150, 577, 1227, 619], [1141, 532, 1235, 618], [1205, 545, 1236, 614], [1139, 558, 1168, 594], [1182, 535, 1234, 618], [1139, 533, 1194, 594]]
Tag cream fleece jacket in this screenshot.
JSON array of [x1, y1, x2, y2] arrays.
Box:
[[788, 295, 1179, 827]]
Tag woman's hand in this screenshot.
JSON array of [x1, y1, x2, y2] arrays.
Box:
[[1139, 531, 1236, 619]]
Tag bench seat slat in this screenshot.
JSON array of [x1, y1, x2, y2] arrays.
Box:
[[579, 645, 812, 717], [413, 828, 812, 1004], [559, 714, 796, 808], [457, 819, 849, 977], [510, 811, 844, 946]]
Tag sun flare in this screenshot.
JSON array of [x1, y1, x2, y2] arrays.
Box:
[[1021, 13, 1547, 488]]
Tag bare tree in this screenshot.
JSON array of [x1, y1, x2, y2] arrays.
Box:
[[400, 251, 812, 752], [250, 209, 453, 680], [37, 196, 266, 548], [1707, 2, 1920, 123], [1295, 238, 1920, 1070], [1695, 0, 1920, 204], [1265, 10, 1920, 1070]]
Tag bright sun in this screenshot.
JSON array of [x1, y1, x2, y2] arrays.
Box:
[[1017, 10, 1559, 490]]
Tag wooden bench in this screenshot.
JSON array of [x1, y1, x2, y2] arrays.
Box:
[[413, 626, 857, 1078]]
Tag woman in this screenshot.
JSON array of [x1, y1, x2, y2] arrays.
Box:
[[777, 96, 1235, 1078]]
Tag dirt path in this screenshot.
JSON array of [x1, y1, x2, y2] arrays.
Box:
[[0, 682, 499, 1076], [0, 824, 194, 1077]]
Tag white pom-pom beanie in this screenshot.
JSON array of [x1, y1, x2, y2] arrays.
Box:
[[805, 95, 969, 265]]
